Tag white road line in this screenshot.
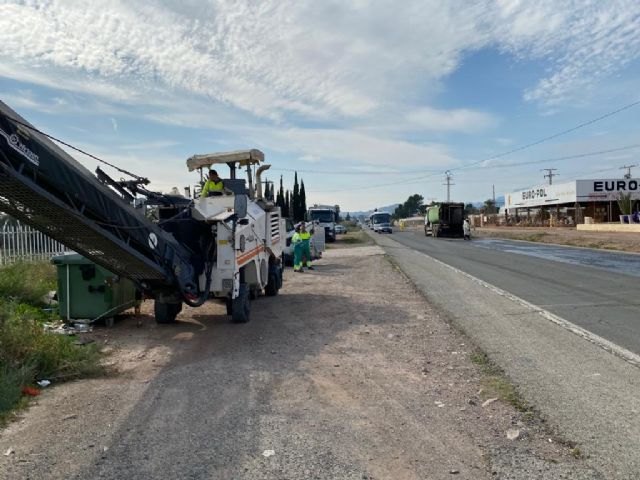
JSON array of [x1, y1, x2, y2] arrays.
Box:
[[416, 250, 640, 369]]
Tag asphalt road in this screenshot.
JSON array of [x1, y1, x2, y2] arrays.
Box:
[[370, 230, 640, 477], [389, 230, 640, 355]]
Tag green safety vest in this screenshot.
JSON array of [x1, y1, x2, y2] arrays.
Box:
[[200, 179, 224, 198], [292, 232, 303, 244], [299, 231, 311, 241]]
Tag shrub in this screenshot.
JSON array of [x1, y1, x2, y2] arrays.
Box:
[[0, 261, 57, 305], [0, 262, 102, 419]]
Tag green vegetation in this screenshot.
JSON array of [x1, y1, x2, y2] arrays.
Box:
[[0, 261, 102, 423], [522, 232, 548, 242], [393, 194, 424, 220], [470, 351, 530, 412]]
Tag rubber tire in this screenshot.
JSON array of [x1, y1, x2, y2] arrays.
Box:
[[231, 284, 251, 323], [225, 297, 233, 316], [249, 286, 260, 300], [265, 272, 279, 296], [154, 301, 181, 324]]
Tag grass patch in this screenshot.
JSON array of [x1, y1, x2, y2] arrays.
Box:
[[521, 232, 548, 242], [332, 229, 372, 247], [470, 351, 530, 412], [0, 261, 102, 423], [0, 261, 57, 304]]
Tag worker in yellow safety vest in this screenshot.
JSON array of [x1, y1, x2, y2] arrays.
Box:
[[299, 223, 314, 270], [200, 169, 224, 198], [292, 224, 304, 273]]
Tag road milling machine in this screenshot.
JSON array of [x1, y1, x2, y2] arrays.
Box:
[[0, 100, 285, 324]]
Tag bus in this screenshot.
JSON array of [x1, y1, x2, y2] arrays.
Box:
[[369, 212, 393, 233]]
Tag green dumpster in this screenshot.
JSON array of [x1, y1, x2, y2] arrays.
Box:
[[51, 253, 140, 324]]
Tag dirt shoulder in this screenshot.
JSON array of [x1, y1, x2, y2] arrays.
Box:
[[1, 243, 598, 479], [473, 226, 640, 253]]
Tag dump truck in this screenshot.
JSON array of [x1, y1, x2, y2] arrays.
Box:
[[424, 203, 464, 237], [0, 100, 285, 324]]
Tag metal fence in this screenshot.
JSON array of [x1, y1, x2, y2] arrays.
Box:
[[0, 222, 67, 265]]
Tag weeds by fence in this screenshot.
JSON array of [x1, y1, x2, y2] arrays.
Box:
[[0, 222, 67, 265]]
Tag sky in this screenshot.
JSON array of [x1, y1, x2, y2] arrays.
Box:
[[1, 0, 640, 212]]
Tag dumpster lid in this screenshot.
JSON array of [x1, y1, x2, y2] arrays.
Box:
[[50, 252, 92, 265]]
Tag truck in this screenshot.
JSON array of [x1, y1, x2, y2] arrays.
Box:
[[0, 100, 285, 324], [369, 211, 393, 233], [424, 203, 464, 237], [306, 205, 337, 242]]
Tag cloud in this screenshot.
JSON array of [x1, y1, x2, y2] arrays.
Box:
[[110, 117, 118, 131], [491, 0, 640, 106], [243, 126, 457, 168], [405, 107, 497, 132], [3, 0, 637, 120]]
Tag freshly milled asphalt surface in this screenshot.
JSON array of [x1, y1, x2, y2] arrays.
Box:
[[389, 230, 640, 355], [369, 230, 640, 478]]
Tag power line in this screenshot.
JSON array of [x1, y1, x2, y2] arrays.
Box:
[[469, 144, 640, 171], [308, 99, 640, 194], [271, 166, 441, 176], [542, 168, 558, 185], [4, 113, 145, 180], [620, 164, 638, 179], [449, 98, 640, 173], [443, 171, 454, 202], [306, 143, 640, 193]]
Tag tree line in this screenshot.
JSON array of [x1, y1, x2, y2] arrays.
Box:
[[267, 172, 307, 222], [392, 194, 499, 219]]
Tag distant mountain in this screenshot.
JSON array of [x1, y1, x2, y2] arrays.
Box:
[[470, 195, 505, 208], [347, 204, 399, 219]]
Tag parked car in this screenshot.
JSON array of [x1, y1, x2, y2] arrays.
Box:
[[335, 224, 346, 234]]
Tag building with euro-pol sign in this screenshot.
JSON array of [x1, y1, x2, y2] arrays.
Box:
[[504, 178, 640, 225]]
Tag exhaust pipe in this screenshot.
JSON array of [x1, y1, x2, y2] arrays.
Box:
[[255, 164, 271, 200]]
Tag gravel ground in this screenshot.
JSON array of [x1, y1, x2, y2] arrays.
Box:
[[0, 244, 599, 479]]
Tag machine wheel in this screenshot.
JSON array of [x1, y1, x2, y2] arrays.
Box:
[[231, 284, 251, 323], [154, 300, 181, 324], [249, 286, 260, 300], [265, 266, 282, 297]]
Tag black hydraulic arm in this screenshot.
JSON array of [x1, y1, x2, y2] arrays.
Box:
[[0, 100, 202, 298]]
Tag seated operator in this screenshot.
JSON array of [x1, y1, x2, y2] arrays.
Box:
[[200, 169, 229, 198]]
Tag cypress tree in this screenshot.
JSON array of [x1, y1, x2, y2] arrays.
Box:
[[285, 190, 291, 218], [292, 172, 300, 221], [276, 175, 285, 210], [300, 179, 307, 219]]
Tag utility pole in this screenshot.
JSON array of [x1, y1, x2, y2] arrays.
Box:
[[492, 184, 495, 204], [542, 168, 557, 185], [620, 164, 637, 179], [443, 171, 454, 202]]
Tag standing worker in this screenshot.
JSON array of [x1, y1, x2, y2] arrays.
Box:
[[463, 217, 471, 240], [299, 223, 314, 270], [200, 169, 224, 198], [292, 224, 304, 273]]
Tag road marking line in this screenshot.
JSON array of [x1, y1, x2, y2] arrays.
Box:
[[415, 250, 640, 369]]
